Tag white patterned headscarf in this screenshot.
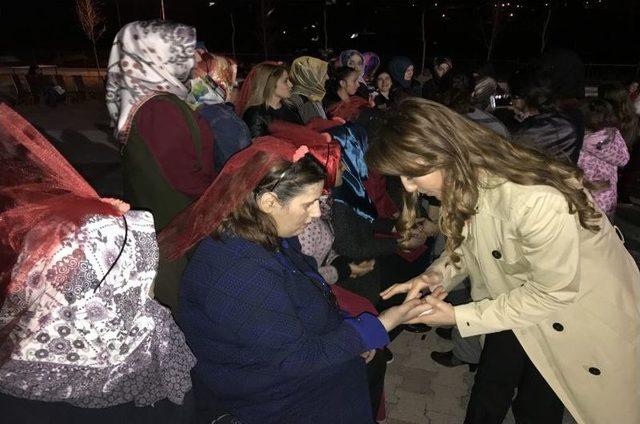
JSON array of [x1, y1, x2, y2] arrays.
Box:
[[105, 21, 197, 143]]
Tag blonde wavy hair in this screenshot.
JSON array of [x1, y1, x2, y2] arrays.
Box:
[[244, 63, 289, 110], [366, 98, 602, 264]]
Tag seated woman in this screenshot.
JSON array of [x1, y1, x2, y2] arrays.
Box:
[[326, 123, 428, 305], [421, 56, 453, 100], [388, 56, 422, 102], [267, 120, 387, 419], [106, 20, 216, 313], [288, 56, 329, 124], [373, 71, 393, 110], [362, 52, 381, 87], [0, 105, 196, 424], [323, 66, 371, 122], [160, 137, 430, 424], [187, 50, 251, 172], [338, 49, 371, 99], [238, 63, 303, 138]]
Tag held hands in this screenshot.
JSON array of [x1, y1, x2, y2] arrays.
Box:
[[380, 272, 455, 327], [406, 287, 456, 327], [349, 259, 375, 278], [380, 270, 444, 302], [377, 298, 435, 332]]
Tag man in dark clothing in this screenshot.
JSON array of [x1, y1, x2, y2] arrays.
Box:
[[509, 68, 583, 164]]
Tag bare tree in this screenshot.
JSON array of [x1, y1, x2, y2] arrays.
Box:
[[256, 0, 278, 60], [258, 0, 270, 59], [540, 8, 552, 54], [486, 3, 501, 62], [230, 12, 237, 59], [75, 0, 106, 76]]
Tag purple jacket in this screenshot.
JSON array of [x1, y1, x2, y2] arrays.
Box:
[[578, 128, 630, 214]]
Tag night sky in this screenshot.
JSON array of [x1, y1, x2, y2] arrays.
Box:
[[1, 0, 638, 71]]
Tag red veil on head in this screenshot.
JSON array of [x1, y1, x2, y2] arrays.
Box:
[[159, 130, 340, 261], [268, 119, 342, 188], [0, 104, 122, 308]]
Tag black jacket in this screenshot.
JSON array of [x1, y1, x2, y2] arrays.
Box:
[[513, 111, 584, 164], [242, 103, 303, 138]]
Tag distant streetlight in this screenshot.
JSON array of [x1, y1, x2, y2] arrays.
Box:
[[350, 32, 359, 39]]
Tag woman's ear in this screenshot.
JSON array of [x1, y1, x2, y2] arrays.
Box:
[[339, 79, 347, 89], [256, 192, 280, 214]]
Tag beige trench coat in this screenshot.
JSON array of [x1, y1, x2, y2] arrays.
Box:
[[429, 179, 640, 424]]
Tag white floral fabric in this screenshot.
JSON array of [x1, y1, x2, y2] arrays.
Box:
[[0, 210, 195, 407], [105, 20, 197, 142]]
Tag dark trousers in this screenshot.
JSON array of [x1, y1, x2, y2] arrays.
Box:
[[465, 330, 565, 424]]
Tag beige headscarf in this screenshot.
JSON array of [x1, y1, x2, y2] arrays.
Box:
[[290, 56, 328, 103]]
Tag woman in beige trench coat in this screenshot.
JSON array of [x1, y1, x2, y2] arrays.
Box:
[[368, 98, 640, 424]]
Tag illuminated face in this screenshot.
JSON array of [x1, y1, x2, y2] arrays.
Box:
[[341, 72, 359, 96], [404, 65, 414, 81], [268, 181, 324, 237], [400, 170, 444, 200], [435, 62, 451, 78], [376, 72, 392, 92], [274, 71, 293, 99], [347, 54, 364, 73]]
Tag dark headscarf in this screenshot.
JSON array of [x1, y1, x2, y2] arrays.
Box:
[[388, 56, 414, 90]]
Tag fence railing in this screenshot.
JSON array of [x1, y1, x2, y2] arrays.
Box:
[[0, 66, 107, 105]]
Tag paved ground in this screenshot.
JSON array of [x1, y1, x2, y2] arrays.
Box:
[[383, 330, 577, 424], [13, 101, 640, 423]]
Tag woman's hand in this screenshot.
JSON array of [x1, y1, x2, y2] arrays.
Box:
[[377, 298, 435, 332], [360, 349, 376, 363], [349, 259, 375, 278], [368, 93, 377, 108], [399, 229, 427, 251], [420, 218, 440, 237], [380, 270, 444, 301], [406, 287, 455, 327]]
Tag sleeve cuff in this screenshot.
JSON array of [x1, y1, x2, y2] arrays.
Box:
[[454, 303, 491, 338], [344, 312, 390, 350]]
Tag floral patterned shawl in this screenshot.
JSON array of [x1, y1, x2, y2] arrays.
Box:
[[0, 211, 195, 407], [105, 20, 197, 143]]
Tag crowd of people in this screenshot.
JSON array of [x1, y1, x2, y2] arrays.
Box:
[[1, 19, 639, 424]]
